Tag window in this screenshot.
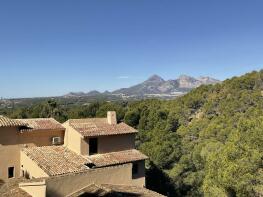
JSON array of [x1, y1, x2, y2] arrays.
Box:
[[52, 137, 62, 145], [86, 163, 96, 168], [132, 163, 139, 176], [8, 167, 14, 178], [89, 138, 98, 155]]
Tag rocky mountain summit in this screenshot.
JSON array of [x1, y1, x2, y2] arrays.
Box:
[[113, 74, 220, 96], [64, 74, 220, 99], [176, 75, 220, 89]]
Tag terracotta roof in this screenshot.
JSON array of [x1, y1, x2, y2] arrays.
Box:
[[68, 118, 137, 137], [102, 184, 165, 197], [66, 184, 111, 197], [16, 118, 65, 132], [1, 187, 31, 197], [0, 178, 32, 197], [0, 115, 28, 128], [87, 149, 148, 167], [1, 180, 164, 197], [67, 183, 165, 197], [22, 146, 147, 176], [22, 146, 91, 176]]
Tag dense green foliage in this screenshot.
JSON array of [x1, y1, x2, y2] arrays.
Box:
[[1, 71, 263, 196]]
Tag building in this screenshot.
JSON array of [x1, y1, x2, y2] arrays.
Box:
[[0, 177, 164, 197], [0, 112, 160, 197], [0, 116, 65, 180]]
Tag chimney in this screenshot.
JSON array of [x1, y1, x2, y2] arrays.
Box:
[[107, 111, 117, 125]]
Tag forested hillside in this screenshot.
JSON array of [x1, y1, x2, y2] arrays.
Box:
[[1, 70, 263, 196]]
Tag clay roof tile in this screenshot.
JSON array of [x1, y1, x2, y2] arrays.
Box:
[[0, 115, 28, 128], [68, 118, 137, 137]]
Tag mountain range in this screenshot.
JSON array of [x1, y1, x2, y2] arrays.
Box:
[[64, 75, 220, 99]]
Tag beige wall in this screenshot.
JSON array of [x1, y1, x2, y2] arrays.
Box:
[[63, 122, 135, 156], [16, 161, 145, 197], [19, 180, 46, 197], [0, 126, 64, 180], [80, 137, 88, 155], [0, 127, 64, 146], [46, 164, 133, 197], [19, 129, 65, 146], [20, 151, 49, 179], [45, 162, 146, 197], [81, 134, 135, 155], [0, 127, 21, 180], [63, 122, 83, 154], [0, 127, 19, 145], [0, 144, 21, 180], [97, 134, 135, 154]]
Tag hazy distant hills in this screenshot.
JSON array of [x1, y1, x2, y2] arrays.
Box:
[[0, 74, 220, 109], [64, 74, 220, 99], [65, 90, 101, 98]]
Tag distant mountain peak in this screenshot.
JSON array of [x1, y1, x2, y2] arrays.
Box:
[[64, 91, 86, 98], [86, 90, 101, 96], [178, 75, 195, 80], [146, 74, 165, 82], [197, 76, 220, 84], [198, 76, 210, 80], [87, 90, 100, 94], [65, 74, 220, 99]]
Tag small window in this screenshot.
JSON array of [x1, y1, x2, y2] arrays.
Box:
[[132, 163, 139, 176], [89, 138, 98, 155], [86, 163, 96, 168], [8, 167, 14, 178], [52, 137, 62, 145]]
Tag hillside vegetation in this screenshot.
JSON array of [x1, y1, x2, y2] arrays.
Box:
[[1, 70, 263, 196]]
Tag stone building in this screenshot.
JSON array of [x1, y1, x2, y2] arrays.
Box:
[[0, 112, 161, 197], [0, 116, 65, 180]]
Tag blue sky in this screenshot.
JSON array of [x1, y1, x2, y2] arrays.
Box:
[[0, 0, 263, 98]]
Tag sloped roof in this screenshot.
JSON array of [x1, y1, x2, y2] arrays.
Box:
[[67, 118, 137, 137], [22, 146, 91, 176], [17, 118, 65, 132], [0, 115, 28, 128], [0, 178, 32, 197], [102, 184, 165, 197], [22, 146, 147, 176], [67, 183, 165, 197], [0, 180, 164, 197], [1, 187, 31, 197], [87, 149, 148, 167], [66, 184, 111, 197]]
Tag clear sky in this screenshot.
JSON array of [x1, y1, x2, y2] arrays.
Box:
[[0, 0, 263, 98]]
